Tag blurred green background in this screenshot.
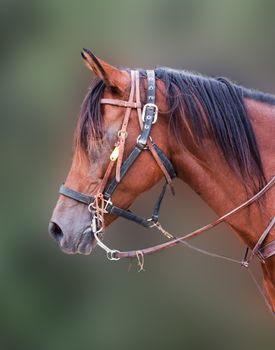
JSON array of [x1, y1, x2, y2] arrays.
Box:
[[1, 0, 275, 349]]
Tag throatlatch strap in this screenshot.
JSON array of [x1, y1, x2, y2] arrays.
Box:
[[107, 180, 169, 227]]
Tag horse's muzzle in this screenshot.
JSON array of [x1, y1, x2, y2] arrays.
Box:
[[48, 221, 94, 255]]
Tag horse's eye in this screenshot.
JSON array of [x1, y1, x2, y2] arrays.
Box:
[[110, 86, 120, 95]]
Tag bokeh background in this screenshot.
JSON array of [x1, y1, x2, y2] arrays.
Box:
[[1, 0, 275, 349]]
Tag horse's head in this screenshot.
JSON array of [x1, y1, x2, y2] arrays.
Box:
[[49, 49, 173, 255]]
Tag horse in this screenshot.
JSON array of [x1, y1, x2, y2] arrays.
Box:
[[49, 48, 275, 314]]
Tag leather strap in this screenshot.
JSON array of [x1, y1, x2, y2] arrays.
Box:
[[114, 176, 275, 259], [258, 239, 275, 259], [115, 70, 136, 182], [104, 146, 143, 197], [97, 158, 116, 194], [146, 70, 156, 103], [136, 70, 156, 148], [135, 71, 173, 185], [151, 143, 176, 179], [248, 217, 275, 262], [60, 179, 169, 228], [104, 143, 176, 198], [135, 71, 143, 129], [59, 185, 92, 204], [147, 141, 173, 185], [101, 99, 141, 108], [108, 182, 168, 227]]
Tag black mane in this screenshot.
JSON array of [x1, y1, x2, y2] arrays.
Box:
[[75, 78, 106, 154], [154, 67, 268, 191], [76, 67, 271, 191]]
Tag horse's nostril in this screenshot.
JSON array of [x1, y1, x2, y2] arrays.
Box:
[[48, 222, 64, 242]]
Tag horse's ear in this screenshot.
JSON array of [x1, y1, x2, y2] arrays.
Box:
[[80, 48, 129, 91]]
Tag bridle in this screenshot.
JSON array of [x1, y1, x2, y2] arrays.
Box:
[[60, 70, 177, 259], [59, 69, 275, 313]]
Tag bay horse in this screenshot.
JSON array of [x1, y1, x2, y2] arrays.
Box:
[[49, 49, 275, 314]]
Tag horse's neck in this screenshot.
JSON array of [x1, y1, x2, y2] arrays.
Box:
[[245, 98, 275, 192], [169, 97, 275, 310], [244, 98, 275, 234], [170, 98, 275, 249]]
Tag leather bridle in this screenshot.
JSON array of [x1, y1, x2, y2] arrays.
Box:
[[60, 70, 176, 259], [59, 69, 275, 270]]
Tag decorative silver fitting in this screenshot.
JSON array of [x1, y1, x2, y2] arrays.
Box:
[[241, 260, 249, 268]]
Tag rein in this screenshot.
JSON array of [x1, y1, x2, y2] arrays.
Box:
[[115, 178, 275, 259], [59, 69, 275, 314]]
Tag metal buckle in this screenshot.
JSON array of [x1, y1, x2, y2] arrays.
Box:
[[141, 103, 158, 124], [117, 129, 128, 138]]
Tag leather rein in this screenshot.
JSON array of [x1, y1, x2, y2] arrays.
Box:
[[59, 70, 275, 271]]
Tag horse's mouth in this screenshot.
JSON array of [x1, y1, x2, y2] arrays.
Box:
[[75, 226, 95, 255]]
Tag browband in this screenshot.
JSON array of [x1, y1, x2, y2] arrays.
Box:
[[101, 99, 142, 108]]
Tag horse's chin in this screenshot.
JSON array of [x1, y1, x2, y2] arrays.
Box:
[[75, 226, 96, 255]]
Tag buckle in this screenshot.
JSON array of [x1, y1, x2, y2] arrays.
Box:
[[141, 103, 158, 124]]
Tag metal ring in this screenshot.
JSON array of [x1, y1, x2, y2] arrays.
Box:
[[147, 218, 157, 228], [88, 202, 95, 213], [117, 130, 128, 138], [107, 250, 121, 261]]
